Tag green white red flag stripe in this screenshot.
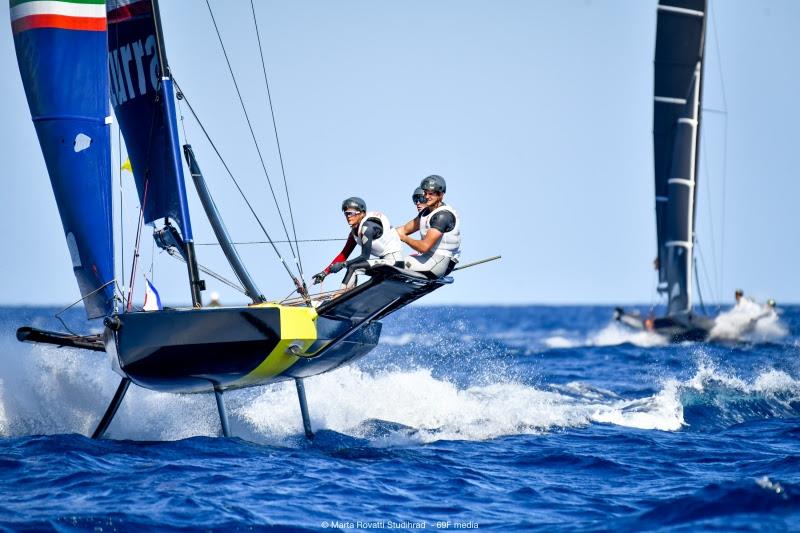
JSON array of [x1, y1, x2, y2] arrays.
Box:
[[10, 0, 106, 34]]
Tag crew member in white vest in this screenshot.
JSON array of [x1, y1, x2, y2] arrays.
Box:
[[396, 175, 461, 278], [311, 197, 403, 287]]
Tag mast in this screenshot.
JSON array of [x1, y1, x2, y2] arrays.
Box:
[[653, 0, 707, 316]]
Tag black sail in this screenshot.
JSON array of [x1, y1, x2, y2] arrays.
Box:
[[653, 0, 706, 316]]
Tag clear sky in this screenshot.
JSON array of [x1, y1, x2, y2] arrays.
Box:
[[0, 0, 797, 307]]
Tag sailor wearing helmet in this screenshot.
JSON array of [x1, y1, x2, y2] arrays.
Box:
[[396, 175, 461, 278], [312, 196, 403, 287]]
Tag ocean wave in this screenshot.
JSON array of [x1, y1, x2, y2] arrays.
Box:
[[1, 333, 798, 444], [634, 477, 800, 527]]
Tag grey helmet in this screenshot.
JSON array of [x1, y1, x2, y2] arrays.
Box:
[[412, 187, 426, 203], [420, 174, 446, 194], [341, 196, 366, 212]]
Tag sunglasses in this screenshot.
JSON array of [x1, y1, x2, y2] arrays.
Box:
[[343, 210, 360, 217], [412, 195, 426, 204]]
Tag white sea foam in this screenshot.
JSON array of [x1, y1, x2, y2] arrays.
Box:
[[380, 333, 416, 346], [543, 336, 579, 349], [541, 322, 668, 349], [591, 380, 684, 431], [1, 338, 798, 444], [588, 321, 669, 348], [708, 299, 788, 342], [238, 366, 595, 445]]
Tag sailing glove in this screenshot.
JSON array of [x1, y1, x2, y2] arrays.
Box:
[[312, 271, 327, 284]]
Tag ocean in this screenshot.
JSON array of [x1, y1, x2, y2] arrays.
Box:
[[0, 304, 797, 531]]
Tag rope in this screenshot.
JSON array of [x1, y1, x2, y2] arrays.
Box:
[[693, 256, 708, 315], [170, 77, 307, 295], [126, 180, 149, 312], [204, 0, 300, 268], [117, 122, 125, 311], [710, 1, 729, 301], [700, 132, 719, 301], [54, 279, 117, 335], [695, 238, 718, 311], [250, 0, 304, 279], [195, 238, 346, 246], [161, 247, 246, 295]]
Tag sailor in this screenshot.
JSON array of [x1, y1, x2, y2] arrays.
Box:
[[396, 175, 461, 278], [311, 197, 403, 287], [412, 187, 427, 213]]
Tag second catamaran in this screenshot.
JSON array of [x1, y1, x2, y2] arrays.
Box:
[[615, 0, 716, 342]]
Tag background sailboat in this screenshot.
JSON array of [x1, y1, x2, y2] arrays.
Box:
[[615, 0, 717, 342]]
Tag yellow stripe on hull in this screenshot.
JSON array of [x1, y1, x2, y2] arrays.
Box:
[[233, 303, 319, 387]]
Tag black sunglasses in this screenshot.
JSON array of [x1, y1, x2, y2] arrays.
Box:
[[412, 194, 426, 204]]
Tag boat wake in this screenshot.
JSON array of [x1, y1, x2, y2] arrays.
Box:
[[708, 299, 788, 343], [543, 321, 668, 349], [1, 337, 798, 444]]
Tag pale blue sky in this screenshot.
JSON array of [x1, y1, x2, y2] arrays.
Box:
[[0, 0, 797, 307]]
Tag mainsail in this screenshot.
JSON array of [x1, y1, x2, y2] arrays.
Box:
[[653, 0, 706, 316], [10, 0, 115, 318]]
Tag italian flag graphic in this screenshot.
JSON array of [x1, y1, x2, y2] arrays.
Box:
[[10, 0, 106, 34]]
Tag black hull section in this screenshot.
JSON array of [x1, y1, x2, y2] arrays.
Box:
[[614, 307, 714, 343], [105, 267, 450, 393]]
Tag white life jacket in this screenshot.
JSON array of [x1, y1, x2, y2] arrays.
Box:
[[420, 204, 461, 259], [355, 211, 402, 258]]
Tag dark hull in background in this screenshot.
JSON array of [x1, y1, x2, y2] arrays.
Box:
[[614, 307, 714, 343], [105, 267, 451, 393]]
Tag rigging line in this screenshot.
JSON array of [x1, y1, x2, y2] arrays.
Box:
[[250, 0, 304, 278], [693, 257, 709, 316], [195, 238, 347, 246], [127, 180, 149, 312], [711, 0, 729, 299], [170, 77, 307, 292], [54, 280, 117, 336], [204, 0, 299, 266], [162, 247, 246, 294], [117, 120, 125, 310], [177, 93, 189, 144], [699, 132, 719, 301], [695, 238, 719, 310]]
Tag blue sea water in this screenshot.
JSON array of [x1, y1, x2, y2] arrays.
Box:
[[0, 304, 798, 531]]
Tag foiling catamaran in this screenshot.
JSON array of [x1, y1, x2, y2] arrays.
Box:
[[614, 0, 717, 342], [11, 0, 453, 439]]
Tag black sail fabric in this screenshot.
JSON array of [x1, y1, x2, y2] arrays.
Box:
[[653, 0, 706, 315]]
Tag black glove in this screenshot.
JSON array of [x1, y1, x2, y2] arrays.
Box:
[[329, 262, 345, 273], [312, 271, 327, 284]]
